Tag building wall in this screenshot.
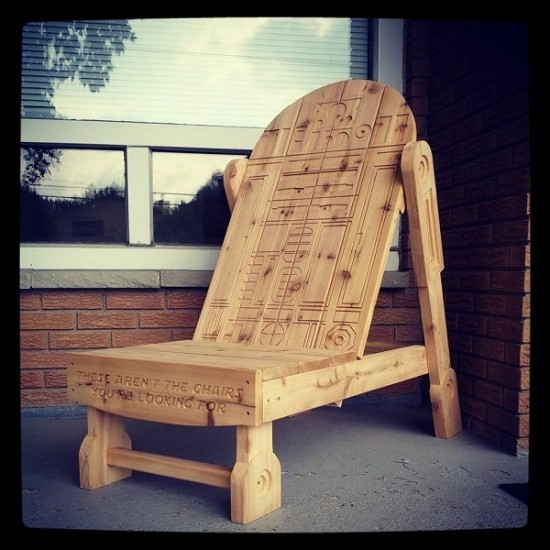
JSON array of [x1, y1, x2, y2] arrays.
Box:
[[404, 19, 530, 454]]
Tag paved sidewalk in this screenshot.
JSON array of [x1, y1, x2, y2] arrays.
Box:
[[19, 402, 530, 536]]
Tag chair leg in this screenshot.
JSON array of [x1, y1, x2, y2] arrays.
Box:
[[230, 422, 281, 524], [79, 406, 132, 489], [401, 141, 462, 439], [429, 366, 462, 439]]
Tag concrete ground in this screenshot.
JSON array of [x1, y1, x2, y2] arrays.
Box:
[[18, 401, 531, 538]]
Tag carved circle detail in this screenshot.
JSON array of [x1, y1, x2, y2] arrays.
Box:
[[257, 469, 272, 495], [355, 124, 372, 139], [418, 154, 430, 183], [325, 325, 356, 350], [260, 322, 285, 346], [445, 376, 455, 400]]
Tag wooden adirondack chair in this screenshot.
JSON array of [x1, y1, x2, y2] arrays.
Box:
[[67, 79, 461, 524]]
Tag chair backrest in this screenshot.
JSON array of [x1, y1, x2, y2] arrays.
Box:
[[194, 79, 416, 358]]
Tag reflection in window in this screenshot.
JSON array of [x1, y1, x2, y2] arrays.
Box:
[[152, 152, 246, 245], [21, 18, 369, 127], [20, 147, 126, 244]]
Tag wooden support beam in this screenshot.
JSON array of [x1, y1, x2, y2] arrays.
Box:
[[231, 422, 281, 524], [107, 448, 231, 489], [401, 140, 462, 438]]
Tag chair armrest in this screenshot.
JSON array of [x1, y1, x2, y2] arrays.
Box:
[[223, 158, 249, 213]]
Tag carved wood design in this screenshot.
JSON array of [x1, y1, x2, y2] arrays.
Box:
[[195, 80, 416, 358]]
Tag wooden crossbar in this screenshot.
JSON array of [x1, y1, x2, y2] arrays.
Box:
[[107, 447, 232, 489]]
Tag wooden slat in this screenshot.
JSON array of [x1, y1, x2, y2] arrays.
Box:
[[107, 448, 231, 488], [262, 345, 428, 421], [68, 341, 355, 378]]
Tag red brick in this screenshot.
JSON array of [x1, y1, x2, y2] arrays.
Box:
[[449, 332, 473, 354], [78, 311, 138, 329], [493, 167, 530, 196], [472, 378, 503, 406], [446, 310, 459, 330], [20, 390, 68, 408], [371, 307, 421, 325], [460, 394, 487, 421], [450, 204, 478, 226], [513, 141, 530, 167], [439, 188, 465, 211], [486, 405, 524, 437], [464, 130, 496, 158], [475, 293, 507, 315], [20, 292, 41, 310], [490, 270, 529, 293], [506, 295, 530, 318], [112, 329, 173, 348], [476, 247, 510, 268], [487, 317, 528, 343], [456, 354, 487, 377], [366, 326, 395, 342], [49, 331, 111, 350], [20, 350, 71, 370], [502, 388, 529, 414], [458, 312, 488, 335], [509, 244, 529, 268], [459, 271, 490, 290], [167, 290, 207, 309], [492, 219, 530, 245], [139, 310, 199, 329], [479, 148, 515, 179], [446, 248, 477, 269], [462, 178, 496, 203], [20, 311, 76, 330], [42, 291, 103, 310], [395, 325, 423, 343], [439, 143, 466, 167], [472, 336, 505, 362], [495, 118, 529, 148], [457, 374, 472, 397], [392, 289, 420, 308], [21, 371, 44, 389], [45, 370, 66, 388], [451, 159, 481, 186], [451, 112, 483, 142], [470, 418, 503, 447], [505, 342, 529, 366], [518, 413, 529, 438], [171, 329, 195, 341], [462, 224, 493, 245], [374, 291, 393, 308], [502, 433, 528, 455], [486, 361, 528, 390], [106, 291, 165, 310], [20, 331, 47, 350]]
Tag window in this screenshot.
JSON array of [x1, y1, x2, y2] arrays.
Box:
[[20, 18, 404, 284]]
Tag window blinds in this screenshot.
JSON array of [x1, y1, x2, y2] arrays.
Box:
[[21, 17, 370, 127]]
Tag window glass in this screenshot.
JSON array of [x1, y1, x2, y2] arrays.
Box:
[[152, 152, 246, 245], [21, 18, 370, 127], [20, 147, 126, 243]]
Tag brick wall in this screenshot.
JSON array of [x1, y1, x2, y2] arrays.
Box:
[[404, 20, 530, 454], [20, 287, 423, 409]]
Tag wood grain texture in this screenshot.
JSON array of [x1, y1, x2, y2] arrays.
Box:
[[195, 80, 416, 358]]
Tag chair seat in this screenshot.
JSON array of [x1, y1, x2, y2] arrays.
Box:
[[67, 340, 427, 427]]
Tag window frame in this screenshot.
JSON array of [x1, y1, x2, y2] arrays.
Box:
[[20, 18, 405, 287]]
